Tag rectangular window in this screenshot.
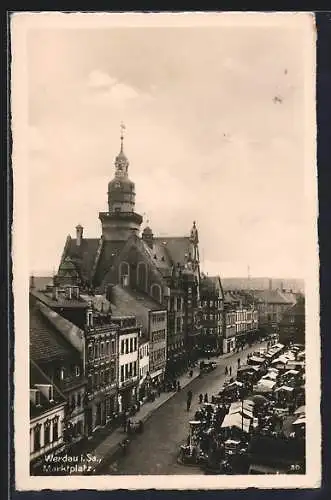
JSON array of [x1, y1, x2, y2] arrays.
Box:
[[111, 339, 116, 354], [121, 340, 124, 355], [88, 345, 93, 361], [88, 375, 92, 391], [130, 338, 133, 353], [125, 339, 129, 354], [106, 342, 110, 355], [125, 364, 128, 379], [133, 361, 137, 377], [120, 365, 124, 382], [44, 423, 50, 445], [34, 426, 41, 451], [110, 365, 115, 382], [52, 420, 58, 442], [75, 366, 80, 377]]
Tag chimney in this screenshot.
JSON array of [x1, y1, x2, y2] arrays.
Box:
[[52, 286, 58, 301], [76, 224, 83, 247]]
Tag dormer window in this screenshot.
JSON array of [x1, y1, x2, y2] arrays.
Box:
[[75, 366, 80, 377], [48, 385, 54, 401], [87, 311, 93, 327], [60, 368, 65, 380]]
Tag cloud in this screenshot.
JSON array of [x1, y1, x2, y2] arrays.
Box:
[[84, 70, 141, 108], [87, 70, 117, 89]]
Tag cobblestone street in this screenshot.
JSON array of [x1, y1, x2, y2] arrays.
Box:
[[99, 342, 267, 475]]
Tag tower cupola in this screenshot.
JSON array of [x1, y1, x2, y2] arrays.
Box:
[[99, 123, 143, 241], [107, 122, 136, 214]]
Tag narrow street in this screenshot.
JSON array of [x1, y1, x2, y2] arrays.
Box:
[[99, 342, 267, 475]]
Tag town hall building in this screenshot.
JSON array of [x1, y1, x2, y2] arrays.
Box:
[[57, 127, 202, 373]]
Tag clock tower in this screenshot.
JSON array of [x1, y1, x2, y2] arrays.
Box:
[[99, 124, 143, 241]]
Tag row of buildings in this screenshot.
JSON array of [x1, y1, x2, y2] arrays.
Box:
[[29, 130, 305, 469]]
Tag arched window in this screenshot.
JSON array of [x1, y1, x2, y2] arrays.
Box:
[[119, 261, 130, 287], [151, 283, 162, 304], [137, 262, 147, 291]]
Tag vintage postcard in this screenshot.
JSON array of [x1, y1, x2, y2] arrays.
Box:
[[11, 11, 320, 490]]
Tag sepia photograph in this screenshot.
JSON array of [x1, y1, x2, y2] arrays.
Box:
[[11, 11, 320, 490]]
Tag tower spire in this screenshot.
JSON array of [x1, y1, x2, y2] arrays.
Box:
[[120, 121, 126, 153]]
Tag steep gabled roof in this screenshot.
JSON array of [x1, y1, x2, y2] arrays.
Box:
[[63, 237, 100, 281], [30, 301, 81, 363], [30, 360, 66, 419], [252, 290, 295, 305], [154, 237, 191, 267], [200, 275, 222, 294], [93, 240, 127, 286]]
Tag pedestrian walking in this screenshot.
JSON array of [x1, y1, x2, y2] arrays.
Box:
[[187, 390, 193, 411], [177, 381, 181, 391], [199, 393, 203, 404], [189, 369, 193, 378], [204, 393, 208, 403], [126, 419, 131, 435], [225, 366, 228, 376], [229, 366, 232, 376], [237, 358, 240, 368], [122, 413, 127, 432]]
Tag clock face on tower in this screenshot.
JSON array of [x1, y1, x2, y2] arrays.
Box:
[[115, 181, 121, 189]]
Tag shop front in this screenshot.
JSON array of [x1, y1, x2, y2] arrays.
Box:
[[118, 379, 138, 414], [223, 336, 236, 354]]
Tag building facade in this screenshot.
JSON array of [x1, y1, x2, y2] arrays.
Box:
[[278, 295, 305, 346], [30, 298, 87, 445], [252, 289, 296, 334], [84, 301, 119, 434], [30, 361, 66, 472], [57, 131, 201, 379], [115, 317, 139, 413], [149, 309, 167, 382], [199, 275, 224, 355]]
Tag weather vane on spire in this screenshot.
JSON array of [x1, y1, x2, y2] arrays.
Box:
[[120, 121, 126, 151]]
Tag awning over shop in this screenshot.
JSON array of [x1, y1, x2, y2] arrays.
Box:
[[230, 407, 254, 420], [221, 413, 251, 433], [271, 358, 287, 366], [261, 373, 277, 381], [230, 400, 254, 412], [249, 356, 265, 364], [239, 365, 260, 373], [275, 385, 294, 392], [294, 405, 305, 415], [253, 379, 276, 393], [274, 343, 284, 349], [284, 369, 300, 376], [292, 415, 306, 426]]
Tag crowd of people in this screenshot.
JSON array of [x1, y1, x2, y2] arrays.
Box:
[[178, 337, 306, 474]]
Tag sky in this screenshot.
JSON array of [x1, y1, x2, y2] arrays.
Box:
[[26, 17, 313, 278]]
